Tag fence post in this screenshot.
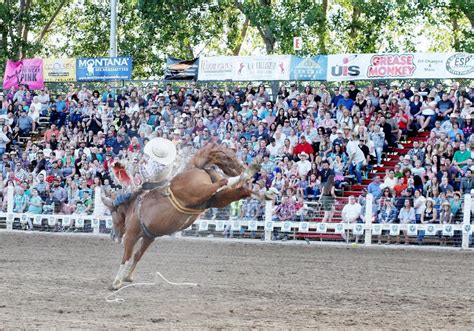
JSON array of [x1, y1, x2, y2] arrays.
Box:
[[7, 184, 14, 214], [364, 193, 373, 246], [264, 200, 273, 241], [462, 194, 471, 250]]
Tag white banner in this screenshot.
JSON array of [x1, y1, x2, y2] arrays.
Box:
[[75, 218, 84, 228], [299, 222, 310, 232], [105, 219, 113, 229], [198, 56, 292, 81], [407, 224, 418, 236], [32, 215, 41, 225], [265, 221, 274, 231], [231, 220, 241, 231], [389, 224, 400, 236], [48, 216, 57, 227], [248, 220, 258, 232], [215, 220, 225, 232], [198, 220, 209, 232], [327, 53, 473, 81], [372, 224, 382, 235], [282, 221, 292, 232], [317, 223, 327, 233], [334, 223, 345, 234], [442, 224, 454, 237], [91, 218, 99, 229], [425, 224, 437, 236], [353, 223, 364, 235], [233, 55, 291, 81], [462, 224, 472, 235], [198, 56, 234, 81]]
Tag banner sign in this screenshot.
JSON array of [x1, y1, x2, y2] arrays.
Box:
[[234, 55, 291, 81], [198, 55, 291, 81], [290, 56, 327, 80], [76, 57, 132, 81], [198, 56, 234, 81], [3, 58, 44, 89], [407, 224, 418, 236], [327, 53, 473, 81], [43, 58, 76, 82]]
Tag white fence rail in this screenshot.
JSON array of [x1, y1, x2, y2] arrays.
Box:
[[0, 185, 472, 250]]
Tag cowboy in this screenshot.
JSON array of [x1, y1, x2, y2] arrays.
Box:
[[103, 137, 178, 208]]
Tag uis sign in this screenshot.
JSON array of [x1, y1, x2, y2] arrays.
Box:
[[367, 54, 416, 78], [330, 55, 360, 78]]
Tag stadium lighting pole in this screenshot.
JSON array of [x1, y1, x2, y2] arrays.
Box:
[[110, 0, 118, 58]]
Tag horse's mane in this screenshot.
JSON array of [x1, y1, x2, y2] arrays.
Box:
[[191, 143, 244, 177]]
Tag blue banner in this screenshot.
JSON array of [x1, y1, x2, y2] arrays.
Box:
[[76, 57, 132, 81], [290, 56, 327, 81]]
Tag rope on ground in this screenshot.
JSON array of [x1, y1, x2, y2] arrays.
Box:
[[105, 272, 198, 303]]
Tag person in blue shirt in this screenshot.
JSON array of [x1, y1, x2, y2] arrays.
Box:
[[367, 175, 383, 200], [55, 94, 66, 113], [336, 91, 354, 111]]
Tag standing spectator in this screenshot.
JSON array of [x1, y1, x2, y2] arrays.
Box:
[[367, 175, 382, 200], [346, 136, 366, 184], [398, 199, 416, 245], [319, 175, 336, 223], [341, 196, 362, 242], [17, 109, 33, 136]]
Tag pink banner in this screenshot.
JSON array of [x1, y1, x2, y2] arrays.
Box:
[[3, 58, 44, 90]]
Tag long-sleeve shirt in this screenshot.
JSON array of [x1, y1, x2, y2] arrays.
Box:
[[398, 207, 415, 224]]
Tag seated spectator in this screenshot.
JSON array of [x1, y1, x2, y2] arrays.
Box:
[[398, 199, 415, 244], [27, 188, 43, 214], [377, 198, 398, 244], [367, 175, 382, 200]]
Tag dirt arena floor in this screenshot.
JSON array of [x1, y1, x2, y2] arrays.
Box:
[[0, 232, 473, 329]]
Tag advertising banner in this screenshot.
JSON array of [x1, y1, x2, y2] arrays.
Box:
[[327, 53, 473, 81], [3, 58, 44, 89], [43, 58, 76, 82], [233, 55, 291, 81], [413, 52, 473, 79], [290, 55, 327, 80], [76, 56, 132, 81], [198, 56, 234, 81]]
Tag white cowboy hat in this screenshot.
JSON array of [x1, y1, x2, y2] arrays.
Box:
[[299, 152, 309, 158], [144, 137, 177, 165]]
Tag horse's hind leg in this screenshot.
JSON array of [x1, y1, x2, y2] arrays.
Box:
[[111, 217, 141, 290], [123, 236, 154, 283]]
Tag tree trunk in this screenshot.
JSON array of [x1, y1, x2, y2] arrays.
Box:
[[317, 0, 328, 54], [232, 18, 249, 56], [36, 0, 68, 43], [17, 0, 26, 58], [451, 14, 460, 51]]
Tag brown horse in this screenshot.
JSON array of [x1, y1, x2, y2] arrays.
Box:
[[109, 144, 268, 290]]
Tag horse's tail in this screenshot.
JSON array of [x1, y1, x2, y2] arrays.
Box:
[[191, 143, 244, 177]]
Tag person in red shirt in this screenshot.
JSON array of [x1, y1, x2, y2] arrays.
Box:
[[395, 107, 409, 135], [293, 135, 314, 162], [43, 124, 60, 143]]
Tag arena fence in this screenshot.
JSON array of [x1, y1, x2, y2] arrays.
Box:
[[0, 186, 472, 250]]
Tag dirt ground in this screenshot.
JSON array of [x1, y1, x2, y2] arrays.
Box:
[[0, 232, 473, 329]]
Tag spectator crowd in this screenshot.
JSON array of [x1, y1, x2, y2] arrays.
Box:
[[0, 79, 473, 241]]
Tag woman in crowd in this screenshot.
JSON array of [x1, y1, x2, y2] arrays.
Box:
[[377, 198, 398, 244], [319, 175, 336, 223], [398, 198, 416, 244]]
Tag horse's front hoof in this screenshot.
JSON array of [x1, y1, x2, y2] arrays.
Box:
[[110, 280, 123, 290], [123, 276, 133, 283]]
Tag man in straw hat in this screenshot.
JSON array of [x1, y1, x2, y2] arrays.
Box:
[[103, 137, 178, 209]]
